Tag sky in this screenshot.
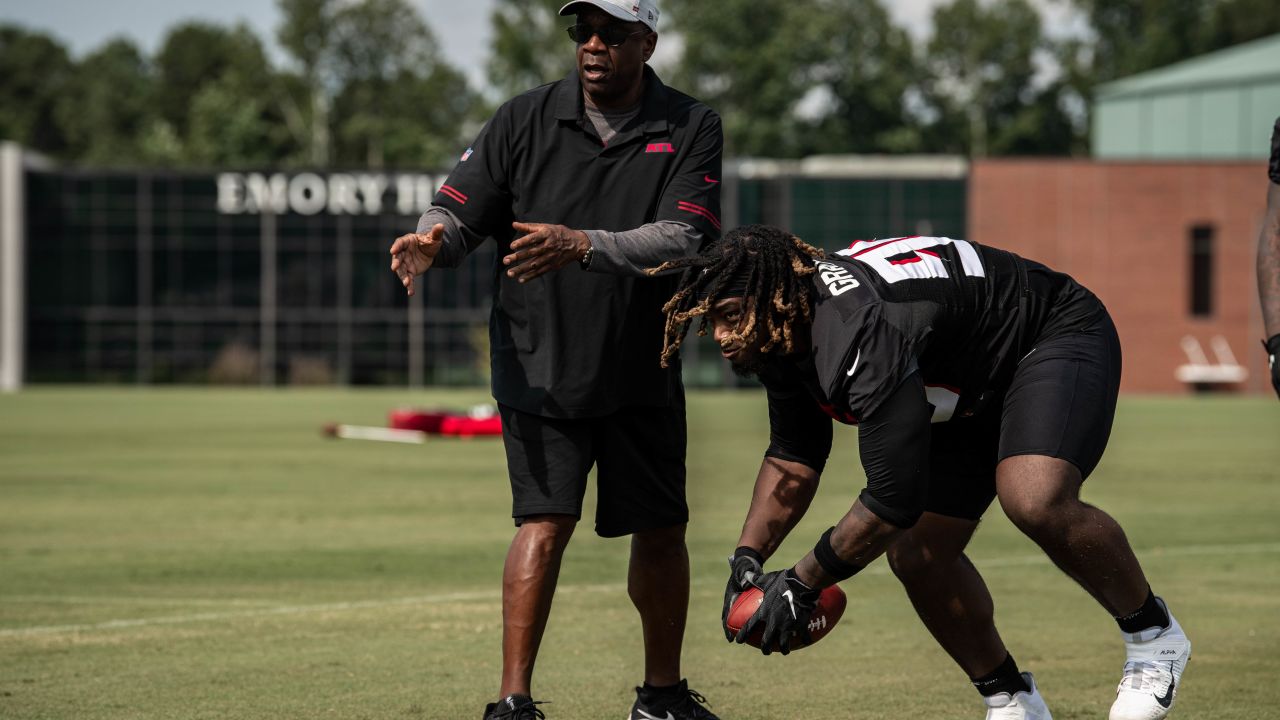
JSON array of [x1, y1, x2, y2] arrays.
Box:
[[0, 0, 1085, 91]]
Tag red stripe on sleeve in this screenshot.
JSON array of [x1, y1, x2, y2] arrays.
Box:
[[677, 201, 721, 230], [439, 184, 468, 204]]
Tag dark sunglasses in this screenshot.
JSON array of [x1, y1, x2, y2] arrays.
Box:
[[565, 23, 647, 47]]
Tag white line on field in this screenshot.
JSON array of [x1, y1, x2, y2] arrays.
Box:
[[0, 583, 622, 639], [3, 541, 1277, 639]]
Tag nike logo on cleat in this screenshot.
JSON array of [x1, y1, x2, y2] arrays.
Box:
[[1155, 677, 1175, 709], [634, 711, 675, 720]]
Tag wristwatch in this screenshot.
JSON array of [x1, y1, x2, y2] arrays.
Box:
[[580, 244, 595, 270]]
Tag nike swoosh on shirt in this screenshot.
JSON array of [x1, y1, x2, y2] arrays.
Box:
[[846, 349, 862, 377], [634, 710, 676, 720], [704, 175, 719, 184]]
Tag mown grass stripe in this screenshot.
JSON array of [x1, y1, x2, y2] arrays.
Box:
[[5, 541, 1275, 639]]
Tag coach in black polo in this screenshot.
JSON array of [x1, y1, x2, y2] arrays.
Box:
[[389, 1, 722, 718], [1260, 115, 1280, 399]]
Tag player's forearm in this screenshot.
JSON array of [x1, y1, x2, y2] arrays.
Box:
[[1258, 185, 1280, 338], [583, 221, 704, 277], [793, 501, 902, 588], [736, 456, 820, 560]]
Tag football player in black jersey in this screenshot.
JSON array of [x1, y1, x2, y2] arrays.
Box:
[[654, 225, 1191, 720], [1258, 115, 1280, 398]]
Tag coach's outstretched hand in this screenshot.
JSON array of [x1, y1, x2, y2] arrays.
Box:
[[1266, 335, 1280, 399], [722, 547, 763, 641], [390, 224, 445, 297], [736, 568, 821, 656], [504, 222, 591, 283]]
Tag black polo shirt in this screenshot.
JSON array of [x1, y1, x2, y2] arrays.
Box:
[[432, 66, 723, 418]]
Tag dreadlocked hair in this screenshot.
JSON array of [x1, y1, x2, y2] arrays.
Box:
[[648, 224, 825, 368]]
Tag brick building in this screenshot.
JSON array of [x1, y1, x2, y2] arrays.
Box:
[[970, 159, 1269, 394], [967, 35, 1279, 395]]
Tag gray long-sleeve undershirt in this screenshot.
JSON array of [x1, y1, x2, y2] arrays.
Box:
[[416, 207, 703, 277]]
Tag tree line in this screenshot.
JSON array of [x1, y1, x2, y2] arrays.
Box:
[[1, 0, 1275, 167]]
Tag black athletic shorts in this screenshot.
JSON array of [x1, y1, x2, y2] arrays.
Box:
[[498, 399, 688, 538], [924, 313, 1123, 521]]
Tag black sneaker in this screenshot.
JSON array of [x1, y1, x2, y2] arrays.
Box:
[[482, 694, 546, 720], [628, 679, 719, 720]]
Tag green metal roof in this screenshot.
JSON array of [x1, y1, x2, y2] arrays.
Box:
[[1097, 33, 1280, 100]]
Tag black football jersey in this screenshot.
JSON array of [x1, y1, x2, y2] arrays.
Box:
[[760, 236, 1103, 425]]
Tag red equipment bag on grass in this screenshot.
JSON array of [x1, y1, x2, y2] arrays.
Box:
[[388, 407, 502, 437]]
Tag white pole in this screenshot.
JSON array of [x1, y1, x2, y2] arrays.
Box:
[[0, 142, 24, 393], [322, 423, 426, 444]]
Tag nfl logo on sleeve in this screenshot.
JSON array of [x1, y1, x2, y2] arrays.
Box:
[[461, 148, 473, 162]]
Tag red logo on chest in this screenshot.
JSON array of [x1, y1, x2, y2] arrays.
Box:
[[645, 142, 675, 153]]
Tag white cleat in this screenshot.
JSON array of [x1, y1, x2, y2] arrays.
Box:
[[984, 672, 1053, 720], [1109, 598, 1190, 720]]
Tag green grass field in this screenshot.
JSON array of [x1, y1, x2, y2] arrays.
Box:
[[2, 388, 1278, 719]]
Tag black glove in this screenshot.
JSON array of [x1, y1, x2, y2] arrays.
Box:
[[1266, 335, 1280, 400], [723, 547, 763, 641], [734, 568, 821, 656]]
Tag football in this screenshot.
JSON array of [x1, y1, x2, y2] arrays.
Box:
[[726, 584, 847, 651]]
